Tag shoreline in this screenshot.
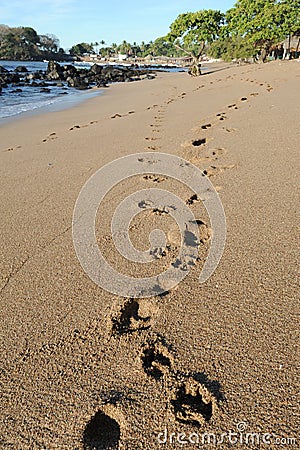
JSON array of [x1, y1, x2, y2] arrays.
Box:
[[0, 86, 102, 126], [0, 60, 230, 125], [0, 59, 298, 448]]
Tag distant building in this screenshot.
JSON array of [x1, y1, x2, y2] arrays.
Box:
[[279, 32, 300, 58]]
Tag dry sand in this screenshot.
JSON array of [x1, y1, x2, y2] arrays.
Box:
[[0, 60, 299, 449]]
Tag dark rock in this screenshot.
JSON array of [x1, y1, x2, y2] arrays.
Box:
[[14, 66, 28, 73], [66, 76, 89, 89], [26, 72, 42, 81], [11, 88, 23, 93], [9, 74, 21, 83], [40, 88, 51, 93], [0, 66, 9, 74], [47, 60, 63, 80], [90, 64, 103, 75], [62, 65, 78, 80], [47, 60, 61, 74]]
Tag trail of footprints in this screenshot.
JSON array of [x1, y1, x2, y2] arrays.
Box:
[[86, 296, 222, 449], [144, 89, 189, 150], [41, 110, 137, 143], [83, 214, 217, 449], [49, 81, 266, 448], [180, 90, 267, 173]]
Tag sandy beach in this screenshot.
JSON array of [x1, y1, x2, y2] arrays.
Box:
[[0, 60, 299, 449]]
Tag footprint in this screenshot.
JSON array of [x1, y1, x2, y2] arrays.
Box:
[[192, 138, 206, 147], [240, 97, 248, 101], [216, 112, 227, 121], [186, 194, 201, 205], [210, 147, 227, 157], [128, 111, 135, 114], [201, 124, 212, 130], [42, 132, 57, 142], [198, 222, 211, 244], [69, 125, 80, 130], [203, 166, 222, 177], [146, 104, 158, 110], [3, 145, 21, 152], [146, 145, 160, 151], [111, 299, 151, 335], [152, 207, 170, 216], [189, 218, 211, 246], [111, 113, 123, 119], [171, 378, 216, 425], [143, 174, 166, 183], [223, 127, 237, 133], [83, 410, 120, 450], [227, 104, 236, 108], [250, 92, 259, 96], [141, 338, 173, 379]]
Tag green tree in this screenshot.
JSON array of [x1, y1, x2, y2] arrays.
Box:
[[167, 9, 224, 75], [225, 0, 300, 61], [118, 40, 132, 55], [277, 0, 300, 54], [69, 42, 93, 56], [150, 36, 182, 57], [0, 24, 63, 60], [208, 35, 255, 61]]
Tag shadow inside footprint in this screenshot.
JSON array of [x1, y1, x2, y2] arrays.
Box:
[[171, 380, 214, 426], [186, 194, 200, 205], [192, 138, 206, 147], [83, 410, 120, 450], [141, 340, 172, 379], [112, 299, 151, 335]]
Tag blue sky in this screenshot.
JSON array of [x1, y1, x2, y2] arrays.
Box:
[[0, 0, 235, 50]]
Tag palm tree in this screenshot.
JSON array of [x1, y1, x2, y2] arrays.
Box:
[[93, 41, 99, 54]]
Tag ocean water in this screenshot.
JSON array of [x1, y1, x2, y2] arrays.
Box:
[[0, 60, 101, 122], [0, 60, 189, 122]]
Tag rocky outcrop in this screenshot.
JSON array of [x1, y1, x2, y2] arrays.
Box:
[[14, 66, 28, 72], [0, 66, 9, 73], [46, 61, 63, 80], [0, 60, 157, 94]]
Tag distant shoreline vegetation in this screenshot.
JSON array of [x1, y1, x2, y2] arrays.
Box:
[[0, 25, 74, 62], [0, 0, 299, 68]]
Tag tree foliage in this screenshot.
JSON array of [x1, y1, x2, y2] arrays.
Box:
[[225, 0, 300, 58], [167, 9, 224, 61], [0, 25, 61, 60], [69, 42, 93, 56]]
